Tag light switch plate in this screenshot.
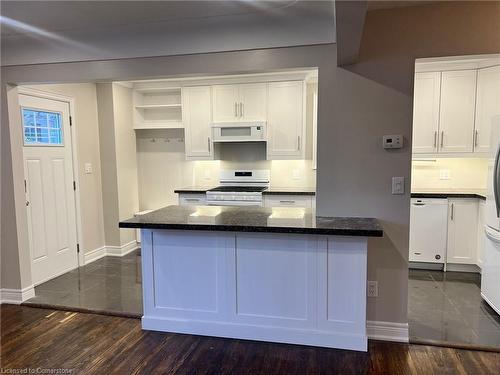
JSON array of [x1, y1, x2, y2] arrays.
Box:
[[84, 163, 93, 174], [292, 169, 300, 180], [392, 177, 405, 195]]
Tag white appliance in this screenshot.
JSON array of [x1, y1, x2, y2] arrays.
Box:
[[409, 198, 448, 264], [212, 122, 266, 142], [206, 170, 270, 206], [482, 115, 500, 315]]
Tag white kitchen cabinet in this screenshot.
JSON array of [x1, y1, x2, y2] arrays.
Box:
[[267, 81, 305, 159], [212, 83, 267, 122], [412, 72, 441, 154], [409, 198, 448, 263], [263, 195, 314, 209], [474, 65, 500, 154], [447, 198, 478, 264], [439, 70, 477, 153], [182, 86, 213, 160], [178, 193, 207, 206], [476, 199, 486, 268]]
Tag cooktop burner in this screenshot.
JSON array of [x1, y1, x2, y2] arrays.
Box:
[[209, 186, 268, 193]]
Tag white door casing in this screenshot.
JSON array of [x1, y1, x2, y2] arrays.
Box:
[[19, 93, 79, 285]]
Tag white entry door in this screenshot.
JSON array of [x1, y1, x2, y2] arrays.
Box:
[[19, 93, 78, 285]]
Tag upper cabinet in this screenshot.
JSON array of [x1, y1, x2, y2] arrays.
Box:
[[439, 70, 477, 153], [267, 81, 305, 159], [182, 86, 213, 160], [133, 87, 183, 130], [412, 72, 441, 154], [412, 67, 499, 156], [475, 65, 500, 153], [212, 83, 267, 122]]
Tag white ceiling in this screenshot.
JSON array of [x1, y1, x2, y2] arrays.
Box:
[[0, 1, 336, 66]]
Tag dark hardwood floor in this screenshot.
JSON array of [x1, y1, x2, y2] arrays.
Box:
[[2, 305, 499, 374]]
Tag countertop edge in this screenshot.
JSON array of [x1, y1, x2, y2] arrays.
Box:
[[119, 222, 383, 237], [411, 192, 486, 200], [174, 189, 316, 196]]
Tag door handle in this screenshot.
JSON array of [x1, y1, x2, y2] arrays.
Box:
[[440, 131, 444, 148]]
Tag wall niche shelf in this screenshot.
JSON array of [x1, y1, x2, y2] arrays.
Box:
[[133, 86, 183, 130]]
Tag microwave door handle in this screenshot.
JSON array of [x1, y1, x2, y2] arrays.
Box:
[[494, 144, 500, 217]]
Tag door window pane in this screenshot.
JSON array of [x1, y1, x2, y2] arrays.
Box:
[[22, 108, 64, 146]]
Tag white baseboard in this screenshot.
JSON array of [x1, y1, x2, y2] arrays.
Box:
[[106, 240, 139, 257], [446, 263, 480, 273], [84, 241, 139, 265], [0, 285, 35, 304], [367, 320, 409, 343]]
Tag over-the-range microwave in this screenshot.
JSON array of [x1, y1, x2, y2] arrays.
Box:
[[212, 122, 266, 142]]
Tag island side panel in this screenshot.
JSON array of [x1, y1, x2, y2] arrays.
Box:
[[141, 229, 369, 351]]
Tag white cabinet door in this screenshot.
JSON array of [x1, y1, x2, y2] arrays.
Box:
[[263, 195, 313, 208], [178, 193, 207, 206], [412, 72, 441, 154], [238, 83, 267, 121], [183, 86, 213, 159], [267, 81, 305, 159], [474, 65, 500, 154], [212, 85, 239, 122], [477, 199, 486, 267], [447, 199, 478, 264], [409, 199, 448, 263], [439, 70, 477, 153]]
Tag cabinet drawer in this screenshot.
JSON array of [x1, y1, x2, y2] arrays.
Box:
[[264, 195, 313, 208], [179, 194, 207, 206]]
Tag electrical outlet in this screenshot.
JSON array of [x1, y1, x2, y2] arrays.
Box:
[[367, 281, 378, 297], [292, 169, 300, 180], [204, 170, 211, 180], [84, 163, 93, 174]]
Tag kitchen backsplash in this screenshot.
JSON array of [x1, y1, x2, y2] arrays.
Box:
[[411, 158, 488, 191]]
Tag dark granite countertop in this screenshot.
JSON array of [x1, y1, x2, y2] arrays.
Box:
[[174, 187, 315, 195], [411, 191, 486, 200], [119, 205, 382, 237]]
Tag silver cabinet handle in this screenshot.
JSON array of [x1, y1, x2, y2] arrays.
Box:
[[297, 136, 301, 150], [450, 203, 454, 220], [279, 200, 296, 204], [235, 102, 238, 117], [434, 131, 437, 148], [475, 130, 479, 147], [207, 137, 211, 152], [413, 202, 426, 206], [240, 102, 243, 118], [440, 131, 444, 148]]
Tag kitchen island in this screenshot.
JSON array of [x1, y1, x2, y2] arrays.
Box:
[[120, 205, 383, 351]]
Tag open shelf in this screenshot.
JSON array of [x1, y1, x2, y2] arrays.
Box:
[[135, 104, 182, 109], [133, 121, 184, 130]]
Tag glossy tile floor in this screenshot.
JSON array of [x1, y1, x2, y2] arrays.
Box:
[[24, 250, 142, 316], [409, 269, 500, 348]]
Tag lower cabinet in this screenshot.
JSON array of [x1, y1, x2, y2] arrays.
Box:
[[178, 193, 207, 206], [263, 195, 314, 208], [447, 198, 478, 264]]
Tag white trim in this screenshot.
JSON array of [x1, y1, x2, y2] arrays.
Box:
[[105, 240, 139, 257], [83, 241, 139, 265], [481, 293, 500, 315], [0, 285, 35, 304], [366, 321, 409, 343], [445, 263, 481, 273], [83, 246, 107, 264]]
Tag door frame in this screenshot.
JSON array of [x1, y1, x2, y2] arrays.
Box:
[[18, 86, 84, 269]]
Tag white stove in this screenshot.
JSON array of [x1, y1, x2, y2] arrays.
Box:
[[206, 170, 270, 206]]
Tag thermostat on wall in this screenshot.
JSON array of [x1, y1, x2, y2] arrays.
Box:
[[383, 135, 403, 149]]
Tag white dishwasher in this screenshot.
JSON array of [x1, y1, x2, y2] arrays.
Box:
[[409, 198, 448, 263]]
